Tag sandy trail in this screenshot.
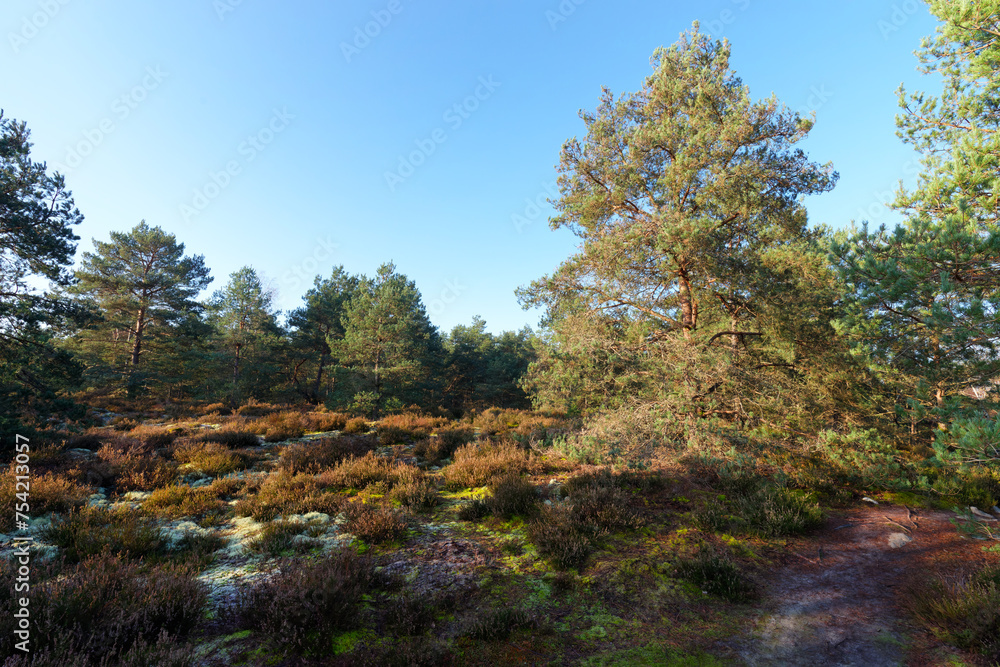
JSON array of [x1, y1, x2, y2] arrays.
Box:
[[738, 504, 994, 666]]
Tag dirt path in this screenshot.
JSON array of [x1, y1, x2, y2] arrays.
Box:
[[738, 504, 996, 666]]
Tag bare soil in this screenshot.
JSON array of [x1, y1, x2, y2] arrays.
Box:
[[737, 504, 998, 666]]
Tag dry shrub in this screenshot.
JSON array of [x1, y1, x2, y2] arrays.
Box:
[[444, 440, 535, 490], [483, 473, 539, 519], [563, 472, 642, 535], [232, 549, 386, 654], [472, 408, 570, 438], [376, 413, 449, 445], [192, 423, 260, 449], [96, 437, 177, 492], [129, 424, 185, 449], [306, 411, 349, 432], [110, 416, 140, 432], [277, 435, 376, 475], [171, 440, 247, 477], [464, 607, 537, 640], [527, 506, 592, 570], [388, 476, 439, 511], [234, 472, 345, 521], [235, 399, 282, 417], [66, 430, 106, 451], [906, 563, 1000, 657], [143, 484, 229, 522], [0, 553, 205, 662], [258, 411, 309, 442], [343, 502, 409, 543], [413, 426, 474, 463], [0, 466, 91, 518], [207, 475, 247, 498], [245, 520, 309, 556], [343, 417, 369, 434], [200, 402, 231, 416], [318, 452, 423, 491], [43, 506, 168, 564]]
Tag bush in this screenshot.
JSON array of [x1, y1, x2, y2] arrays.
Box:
[[129, 424, 185, 449], [235, 399, 282, 417], [388, 476, 439, 511], [444, 440, 534, 490], [258, 410, 309, 442], [318, 452, 423, 492], [676, 548, 758, 603], [483, 473, 539, 519], [66, 432, 105, 451], [413, 426, 474, 463], [43, 506, 169, 564], [234, 472, 345, 521], [527, 506, 592, 570], [200, 402, 231, 416], [96, 438, 177, 492], [343, 417, 369, 434], [194, 425, 260, 449], [246, 521, 309, 556], [907, 562, 1000, 658], [171, 439, 248, 477], [344, 502, 409, 543], [0, 466, 90, 518], [0, 554, 206, 662], [732, 486, 823, 538], [143, 484, 229, 523], [232, 549, 386, 654], [464, 607, 536, 640], [306, 411, 349, 432], [277, 435, 375, 475]]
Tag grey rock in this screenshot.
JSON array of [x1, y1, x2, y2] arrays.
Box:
[[888, 533, 912, 549], [970, 507, 998, 522]]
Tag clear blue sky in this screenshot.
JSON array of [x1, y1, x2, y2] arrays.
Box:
[[3, 0, 940, 334]]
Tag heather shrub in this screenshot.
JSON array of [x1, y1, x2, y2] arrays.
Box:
[[245, 520, 309, 556], [464, 607, 537, 640], [343, 502, 409, 543], [234, 472, 344, 521], [444, 440, 534, 490], [171, 439, 247, 477], [379, 412, 448, 436], [413, 426, 474, 463], [388, 476, 439, 511], [483, 473, 539, 519], [193, 425, 260, 449], [318, 451, 422, 491], [96, 438, 177, 491], [43, 506, 168, 564], [277, 435, 376, 475], [0, 466, 90, 518], [676, 548, 758, 602], [527, 506, 593, 570], [0, 553, 206, 662], [259, 410, 309, 442], [129, 424, 185, 449], [306, 411, 349, 432], [207, 474, 248, 498], [143, 485, 229, 524], [66, 432, 105, 450], [343, 417, 369, 434], [200, 402, 231, 416], [232, 549, 386, 654], [235, 399, 282, 417], [906, 562, 1000, 658], [565, 480, 641, 536]]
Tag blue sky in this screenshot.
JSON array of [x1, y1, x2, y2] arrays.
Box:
[[3, 0, 940, 334]]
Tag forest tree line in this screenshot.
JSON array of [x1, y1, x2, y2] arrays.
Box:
[[1, 2, 998, 473]]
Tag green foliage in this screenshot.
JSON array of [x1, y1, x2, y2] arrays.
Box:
[[42, 506, 169, 564], [71, 221, 212, 398], [907, 561, 1000, 659], [442, 316, 534, 413], [464, 607, 537, 640], [338, 262, 443, 419], [0, 554, 206, 663], [675, 548, 757, 603], [208, 266, 283, 404]]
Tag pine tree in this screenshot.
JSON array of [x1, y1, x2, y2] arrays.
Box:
[[72, 221, 212, 396], [518, 26, 850, 429], [208, 266, 283, 404], [833, 2, 1000, 456], [340, 263, 441, 418]]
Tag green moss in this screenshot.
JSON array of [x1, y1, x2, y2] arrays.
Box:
[[579, 644, 726, 667]]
